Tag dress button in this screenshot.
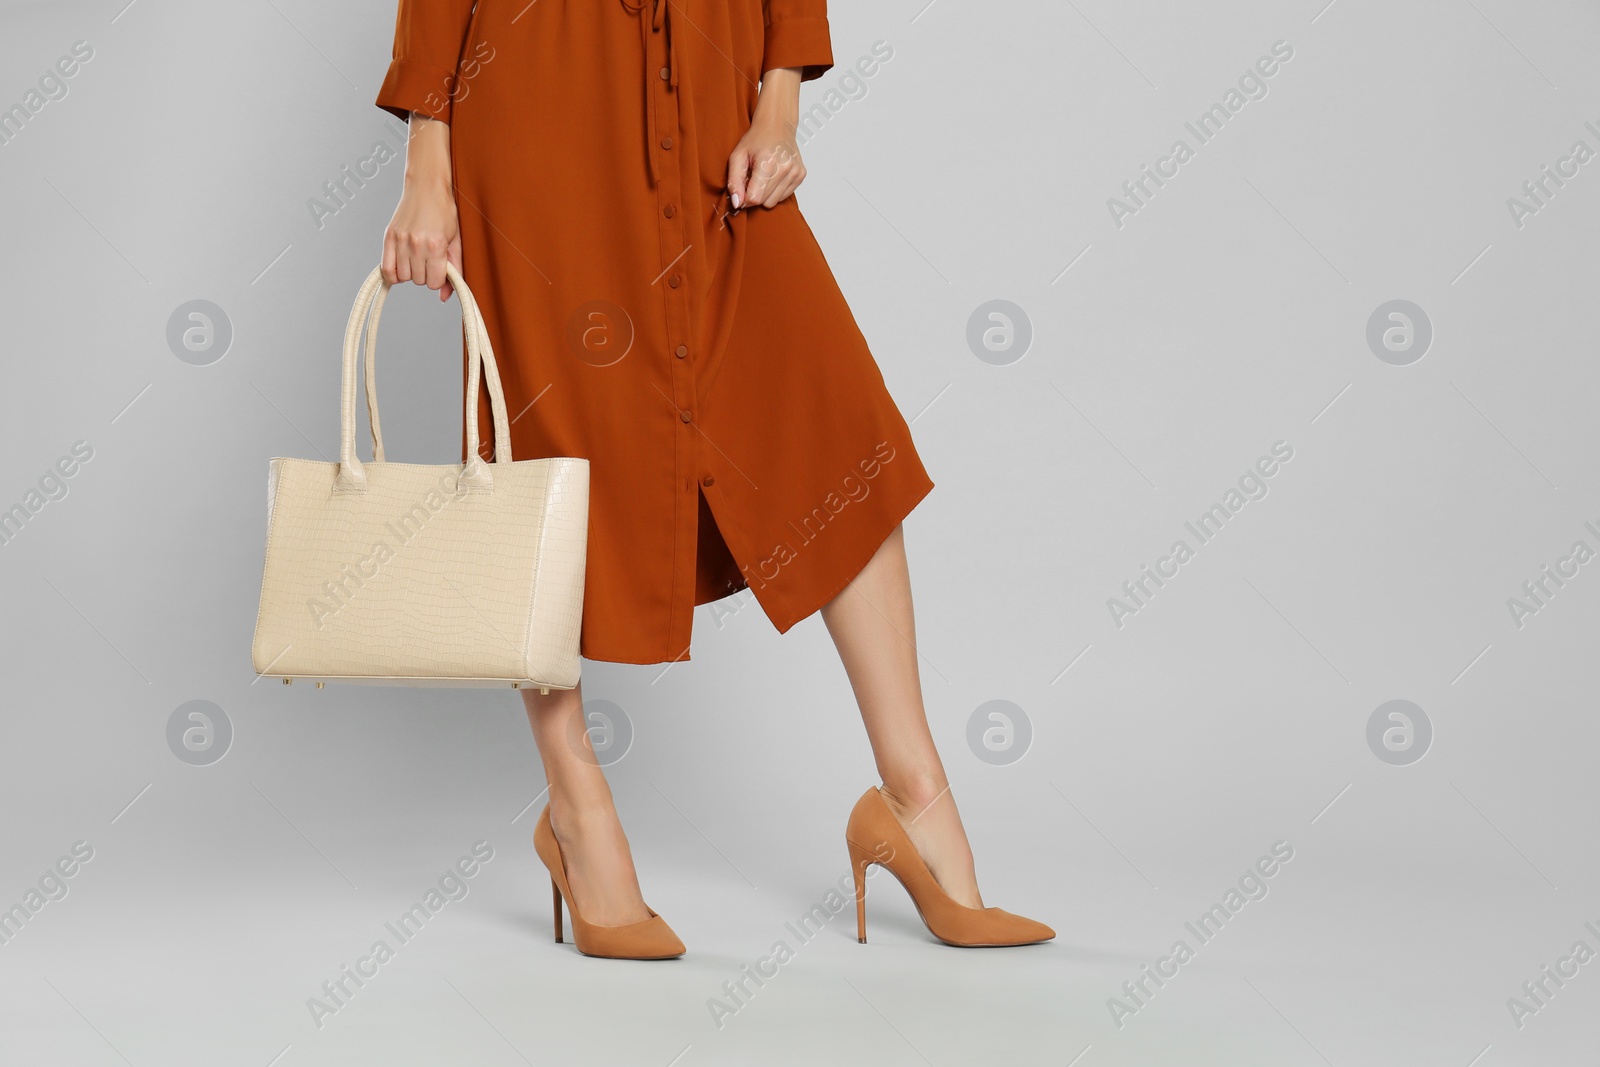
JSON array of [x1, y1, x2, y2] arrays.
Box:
[[663, 204, 675, 218], [659, 66, 671, 80], [701, 475, 715, 487], [674, 344, 688, 358], [660, 136, 673, 150], [668, 274, 681, 288], [680, 409, 693, 423]]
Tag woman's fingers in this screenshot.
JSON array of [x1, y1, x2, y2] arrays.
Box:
[[381, 176, 458, 293], [443, 236, 462, 301], [380, 233, 454, 299], [750, 146, 804, 207], [425, 240, 451, 296], [381, 233, 399, 285], [754, 145, 787, 204], [409, 243, 428, 287], [727, 120, 806, 209], [727, 144, 753, 208], [765, 160, 800, 206], [745, 150, 774, 205]]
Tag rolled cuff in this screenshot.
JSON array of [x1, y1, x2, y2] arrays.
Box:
[[375, 57, 459, 125], [762, 17, 833, 82]]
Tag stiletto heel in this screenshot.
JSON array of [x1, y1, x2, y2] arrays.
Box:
[[845, 785, 1055, 947], [847, 838, 874, 943], [533, 804, 685, 959]]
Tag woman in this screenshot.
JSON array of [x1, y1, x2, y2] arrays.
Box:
[[375, 0, 1052, 957]]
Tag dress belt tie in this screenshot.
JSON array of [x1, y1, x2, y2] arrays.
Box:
[[619, 0, 679, 187]]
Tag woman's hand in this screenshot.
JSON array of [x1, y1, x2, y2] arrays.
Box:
[[382, 113, 461, 301], [728, 67, 806, 209]]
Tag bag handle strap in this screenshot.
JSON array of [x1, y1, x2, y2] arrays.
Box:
[[451, 269, 512, 467], [356, 270, 504, 465], [361, 281, 389, 462], [335, 263, 514, 491]]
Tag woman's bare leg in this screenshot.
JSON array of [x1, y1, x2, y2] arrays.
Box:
[[522, 682, 653, 925], [820, 523, 984, 909]]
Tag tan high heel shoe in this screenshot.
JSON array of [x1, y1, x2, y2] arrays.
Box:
[[846, 785, 1055, 947], [532, 804, 685, 959]]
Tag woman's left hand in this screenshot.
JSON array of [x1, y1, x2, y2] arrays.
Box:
[[728, 69, 805, 209]]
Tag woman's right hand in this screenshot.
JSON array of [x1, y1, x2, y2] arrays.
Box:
[[382, 113, 461, 301]]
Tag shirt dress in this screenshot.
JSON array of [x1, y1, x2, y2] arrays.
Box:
[[375, 0, 935, 665]]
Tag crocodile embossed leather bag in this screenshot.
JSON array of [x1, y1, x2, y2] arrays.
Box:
[[252, 263, 588, 691]]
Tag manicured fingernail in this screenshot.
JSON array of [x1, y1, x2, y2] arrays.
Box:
[[731, 192, 741, 209]]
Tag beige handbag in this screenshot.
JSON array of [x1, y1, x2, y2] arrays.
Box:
[[251, 263, 587, 691]]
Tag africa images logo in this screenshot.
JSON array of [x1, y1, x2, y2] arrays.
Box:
[[1107, 441, 1294, 628]]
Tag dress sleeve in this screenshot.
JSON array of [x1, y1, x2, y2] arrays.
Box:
[[762, 0, 834, 82], [375, 0, 478, 124]]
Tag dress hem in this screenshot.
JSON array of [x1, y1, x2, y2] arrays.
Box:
[[767, 473, 936, 636], [571, 473, 935, 666]]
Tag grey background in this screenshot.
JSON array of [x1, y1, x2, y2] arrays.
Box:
[[2, 0, 1597, 1063]]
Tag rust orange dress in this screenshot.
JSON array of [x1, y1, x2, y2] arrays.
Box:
[[376, 0, 934, 664]]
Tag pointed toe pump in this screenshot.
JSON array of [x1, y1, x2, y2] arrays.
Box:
[[846, 785, 1055, 948], [533, 805, 685, 960]]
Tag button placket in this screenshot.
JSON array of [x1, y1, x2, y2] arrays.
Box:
[[642, 0, 701, 653]]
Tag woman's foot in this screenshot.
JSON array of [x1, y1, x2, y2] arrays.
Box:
[[878, 778, 984, 910], [547, 794, 654, 927]]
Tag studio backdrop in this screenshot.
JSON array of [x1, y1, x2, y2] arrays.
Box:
[[1, 1, 1596, 1065]]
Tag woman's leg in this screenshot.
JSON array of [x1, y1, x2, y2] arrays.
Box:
[[522, 682, 653, 925], [820, 523, 984, 909]]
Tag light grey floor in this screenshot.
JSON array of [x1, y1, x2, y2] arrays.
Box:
[[5, 600, 1597, 1066]]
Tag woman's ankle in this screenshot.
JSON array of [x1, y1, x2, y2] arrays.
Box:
[[547, 782, 621, 836], [879, 774, 953, 823]]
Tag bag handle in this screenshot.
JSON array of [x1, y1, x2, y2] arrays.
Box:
[[335, 263, 514, 491], [360, 280, 389, 462], [451, 270, 512, 468], [358, 268, 501, 464]]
